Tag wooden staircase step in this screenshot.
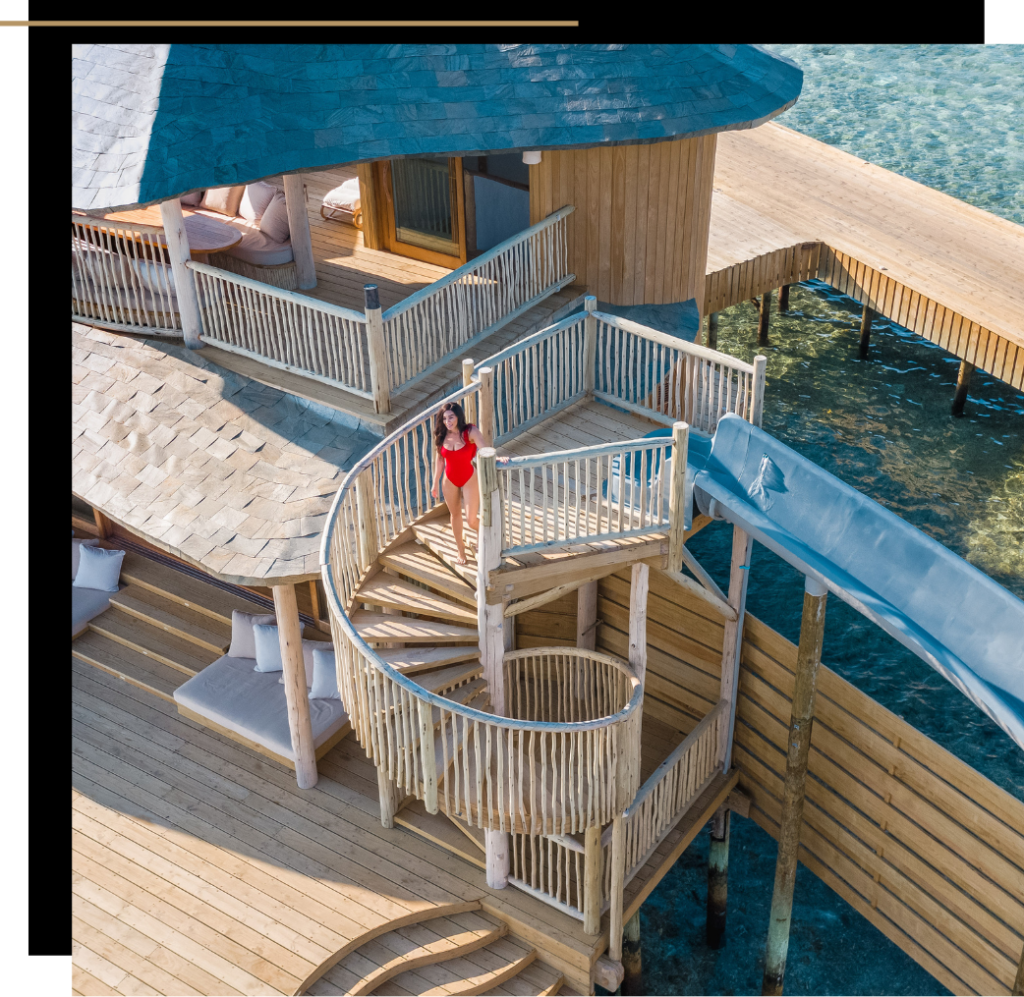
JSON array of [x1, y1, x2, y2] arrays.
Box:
[[480, 960, 565, 996], [412, 521, 479, 586], [109, 586, 232, 654], [410, 662, 483, 696], [380, 543, 477, 607], [71, 630, 188, 703], [377, 646, 481, 674], [119, 549, 268, 624], [395, 799, 486, 871], [358, 574, 477, 625], [353, 612, 478, 646], [322, 910, 507, 996], [88, 608, 220, 677], [438, 678, 488, 712], [385, 935, 536, 996]]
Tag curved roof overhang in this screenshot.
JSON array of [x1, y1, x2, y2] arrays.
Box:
[[73, 43, 802, 213]]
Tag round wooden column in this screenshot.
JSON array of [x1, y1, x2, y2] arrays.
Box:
[[283, 173, 317, 290], [272, 583, 318, 790], [158, 198, 203, 349]]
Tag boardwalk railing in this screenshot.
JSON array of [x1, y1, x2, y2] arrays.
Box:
[[321, 380, 642, 836], [188, 261, 375, 399], [381, 206, 576, 394], [497, 438, 674, 556], [72, 214, 183, 335]]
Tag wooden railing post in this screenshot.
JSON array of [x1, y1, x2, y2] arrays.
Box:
[[271, 583, 318, 790], [417, 697, 438, 814], [158, 198, 203, 349], [608, 813, 626, 958], [667, 421, 689, 571], [762, 574, 828, 997], [478, 447, 509, 888], [583, 823, 604, 935], [283, 173, 317, 290], [462, 357, 476, 426], [478, 365, 495, 447], [364, 284, 391, 414], [354, 468, 378, 572], [720, 525, 754, 769], [750, 355, 767, 428], [576, 580, 598, 650], [583, 294, 598, 396], [376, 764, 402, 829], [628, 563, 649, 688]]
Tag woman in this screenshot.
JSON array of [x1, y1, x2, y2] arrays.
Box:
[[430, 402, 489, 565]]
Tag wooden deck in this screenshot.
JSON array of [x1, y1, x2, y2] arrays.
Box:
[[705, 122, 1024, 389]]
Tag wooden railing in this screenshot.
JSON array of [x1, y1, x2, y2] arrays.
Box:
[[592, 309, 766, 432], [497, 438, 674, 556], [189, 261, 375, 399], [381, 206, 576, 394], [322, 381, 643, 835], [72, 214, 183, 334]]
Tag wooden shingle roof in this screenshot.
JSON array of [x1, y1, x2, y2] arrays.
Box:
[[71, 324, 377, 585], [72, 43, 802, 212]]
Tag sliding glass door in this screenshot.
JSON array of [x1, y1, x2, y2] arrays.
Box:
[[382, 156, 466, 268]]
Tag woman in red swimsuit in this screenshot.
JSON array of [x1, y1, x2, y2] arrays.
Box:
[[430, 402, 489, 565]]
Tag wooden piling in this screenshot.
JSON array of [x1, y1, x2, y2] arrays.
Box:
[[621, 910, 643, 996], [859, 304, 874, 359], [778, 284, 790, 313], [758, 291, 772, 346], [707, 311, 718, 351], [761, 575, 829, 997], [952, 359, 975, 418], [707, 806, 730, 949], [719, 526, 754, 768]]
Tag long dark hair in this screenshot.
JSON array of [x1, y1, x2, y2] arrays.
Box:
[[434, 402, 470, 450]]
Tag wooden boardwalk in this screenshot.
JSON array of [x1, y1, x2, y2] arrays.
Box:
[[705, 122, 1024, 389]]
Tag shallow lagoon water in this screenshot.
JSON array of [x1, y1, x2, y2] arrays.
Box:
[[626, 44, 1024, 996]]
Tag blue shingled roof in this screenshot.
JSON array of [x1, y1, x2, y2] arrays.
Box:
[[72, 43, 802, 212]]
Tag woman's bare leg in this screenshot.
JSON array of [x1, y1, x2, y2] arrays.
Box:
[[442, 475, 467, 563], [464, 469, 480, 536]]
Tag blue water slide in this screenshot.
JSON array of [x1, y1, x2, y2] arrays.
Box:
[[688, 414, 1024, 751]]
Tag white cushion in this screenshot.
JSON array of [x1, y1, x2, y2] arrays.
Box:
[[228, 611, 276, 660], [239, 182, 278, 222], [179, 190, 204, 206], [253, 623, 284, 673], [225, 226, 294, 266], [201, 185, 246, 218], [72, 538, 100, 581], [131, 259, 176, 295], [72, 586, 112, 637], [309, 646, 340, 700], [279, 638, 323, 688], [73, 545, 124, 593], [259, 192, 291, 243], [323, 178, 361, 212]]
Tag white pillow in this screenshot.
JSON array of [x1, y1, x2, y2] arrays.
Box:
[[259, 191, 291, 243], [228, 611, 276, 659], [200, 185, 246, 217], [132, 260, 176, 295], [72, 538, 100, 581], [309, 646, 340, 701], [279, 637, 323, 688], [73, 545, 124, 593], [239, 182, 278, 222], [252, 623, 284, 673]]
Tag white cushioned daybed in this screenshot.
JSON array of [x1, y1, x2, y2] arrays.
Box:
[[72, 538, 124, 638], [173, 612, 350, 769], [321, 177, 362, 227]]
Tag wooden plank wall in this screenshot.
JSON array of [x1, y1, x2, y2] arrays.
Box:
[[529, 136, 717, 309], [532, 563, 1024, 996], [703, 243, 1024, 391]]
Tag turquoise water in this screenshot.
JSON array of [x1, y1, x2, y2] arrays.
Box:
[[631, 45, 1024, 997]]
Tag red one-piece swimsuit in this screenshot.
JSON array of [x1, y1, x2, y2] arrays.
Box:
[[442, 427, 478, 488]]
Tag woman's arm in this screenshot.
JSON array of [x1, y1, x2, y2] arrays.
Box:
[[430, 451, 444, 499], [468, 425, 490, 449]]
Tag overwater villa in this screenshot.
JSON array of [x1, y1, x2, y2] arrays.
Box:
[[71, 44, 1024, 997]]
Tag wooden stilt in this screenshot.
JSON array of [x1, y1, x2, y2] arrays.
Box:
[[158, 199, 203, 349], [376, 764, 402, 829], [583, 824, 603, 935], [478, 448, 509, 886], [621, 910, 643, 996], [859, 304, 874, 359], [719, 526, 754, 768], [1012, 936, 1024, 996], [271, 583, 318, 790], [952, 359, 975, 418], [707, 311, 718, 351], [577, 579, 598, 650], [283, 174, 316, 289], [757, 291, 772, 346], [778, 284, 790, 313], [707, 806, 730, 949], [761, 575, 828, 997], [364, 284, 391, 415]]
